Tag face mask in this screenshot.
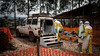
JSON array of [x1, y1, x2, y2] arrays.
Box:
[[85, 23, 89, 26], [80, 23, 83, 25]]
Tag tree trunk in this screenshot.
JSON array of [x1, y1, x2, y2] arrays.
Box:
[[40, 0, 42, 14], [14, 0, 16, 30], [28, 0, 29, 18], [47, 6, 49, 14], [78, 0, 80, 8], [71, 0, 73, 29], [89, 0, 91, 4], [54, 0, 57, 15]]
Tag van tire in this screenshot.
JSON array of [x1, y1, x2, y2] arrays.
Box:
[[29, 32, 35, 42], [16, 30, 21, 37]]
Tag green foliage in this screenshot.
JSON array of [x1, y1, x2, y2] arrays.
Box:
[[0, 0, 12, 15], [0, 16, 8, 27], [40, 0, 55, 14], [0, 0, 38, 15], [16, 0, 38, 14], [60, 0, 69, 11], [48, 0, 54, 4], [30, 0, 37, 2], [1, 0, 99, 16]]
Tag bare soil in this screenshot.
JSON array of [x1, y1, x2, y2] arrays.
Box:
[[50, 40, 79, 53], [0, 32, 100, 55], [50, 40, 100, 53], [0, 34, 37, 54]]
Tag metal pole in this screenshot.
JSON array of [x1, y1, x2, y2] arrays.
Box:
[[70, 13, 72, 29], [70, 0, 73, 30], [61, 19, 62, 24], [37, 39, 39, 56], [82, 8, 84, 21]]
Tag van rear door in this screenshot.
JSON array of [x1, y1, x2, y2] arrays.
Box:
[[40, 19, 54, 35]]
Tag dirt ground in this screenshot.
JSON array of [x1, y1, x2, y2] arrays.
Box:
[[50, 40, 79, 53], [0, 34, 37, 54], [50, 40, 100, 53], [0, 32, 100, 55]]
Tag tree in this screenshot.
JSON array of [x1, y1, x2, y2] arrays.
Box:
[[0, 0, 38, 29], [0, 0, 93, 17], [59, 0, 70, 11], [0, 0, 12, 16], [0, 16, 8, 27], [0, 0, 38, 15], [42, 0, 69, 15], [39, 0, 55, 15], [14, 0, 16, 30]]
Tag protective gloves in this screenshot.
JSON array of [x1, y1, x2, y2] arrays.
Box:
[[78, 30, 79, 34], [61, 29, 63, 31], [81, 36, 85, 40], [55, 29, 57, 33], [81, 30, 85, 33]]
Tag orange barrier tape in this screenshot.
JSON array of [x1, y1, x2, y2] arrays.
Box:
[[39, 46, 100, 56], [0, 46, 100, 56], [0, 46, 37, 56]]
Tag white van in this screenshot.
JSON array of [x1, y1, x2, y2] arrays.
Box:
[[16, 15, 55, 41]]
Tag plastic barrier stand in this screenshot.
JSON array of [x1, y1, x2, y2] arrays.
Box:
[[0, 27, 13, 41]]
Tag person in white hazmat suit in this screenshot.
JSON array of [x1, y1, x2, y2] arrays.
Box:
[[81, 21, 93, 53], [78, 21, 85, 43], [78, 21, 85, 52], [54, 19, 63, 41]]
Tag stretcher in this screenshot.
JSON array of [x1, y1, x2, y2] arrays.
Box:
[[60, 30, 81, 42]]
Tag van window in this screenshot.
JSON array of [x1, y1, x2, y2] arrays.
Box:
[[27, 19, 32, 24], [45, 20, 53, 25], [40, 20, 43, 27], [32, 19, 37, 25]]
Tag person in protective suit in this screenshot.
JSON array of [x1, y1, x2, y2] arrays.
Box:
[[81, 21, 93, 53], [78, 21, 85, 52], [54, 19, 63, 41], [78, 21, 85, 44]]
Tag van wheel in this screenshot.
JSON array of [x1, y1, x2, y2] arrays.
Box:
[[16, 30, 21, 37], [29, 32, 35, 42]]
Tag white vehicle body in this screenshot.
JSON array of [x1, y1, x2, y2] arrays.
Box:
[[16, 17, 55, 37]]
